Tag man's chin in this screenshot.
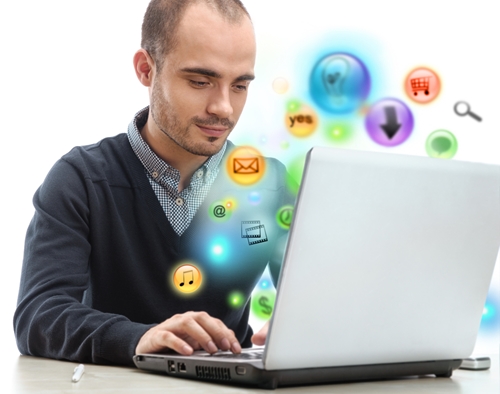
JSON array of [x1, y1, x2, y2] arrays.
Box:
[[185, 139, 226, 157]]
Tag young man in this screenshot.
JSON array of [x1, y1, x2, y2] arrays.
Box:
[[14, 0, 295, 366]]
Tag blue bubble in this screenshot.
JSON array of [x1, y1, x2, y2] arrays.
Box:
[[310, 53, 371, 114], [248, 191, 261, 205], [259, 280, 270, 289]]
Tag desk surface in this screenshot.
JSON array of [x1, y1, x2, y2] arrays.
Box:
[[7, 354, 499, 393]]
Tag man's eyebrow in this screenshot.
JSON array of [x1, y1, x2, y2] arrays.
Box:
[[180, 67, 255, 82]]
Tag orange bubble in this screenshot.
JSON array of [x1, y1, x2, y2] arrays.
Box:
[[285, 105, 318, 138], [173, 264, 202, 294], [272, 77, 289, 94], [226, 146, 266, 185], [405, 67, 441, 103]]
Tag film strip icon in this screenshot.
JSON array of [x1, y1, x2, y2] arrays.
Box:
[[241, 221, 268, 245]]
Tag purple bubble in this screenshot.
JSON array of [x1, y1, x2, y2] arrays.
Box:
[[365, 98, 414, 147]]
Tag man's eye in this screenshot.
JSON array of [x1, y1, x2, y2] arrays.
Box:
[[190, 80, 209, 88], [233, 84, 248, 92]]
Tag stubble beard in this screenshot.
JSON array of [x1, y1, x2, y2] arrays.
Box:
[[150, 82, 235, 157]]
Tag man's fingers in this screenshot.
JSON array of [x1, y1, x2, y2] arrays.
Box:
[[158, 331, 194, 355], [135, 311, 243, 356], [192, 312, 241, 353]]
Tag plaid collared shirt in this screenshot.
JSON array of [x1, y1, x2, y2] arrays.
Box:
[[127, 107, 226, 235]]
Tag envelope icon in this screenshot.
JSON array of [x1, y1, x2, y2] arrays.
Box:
[[233, 157, 259, 174]]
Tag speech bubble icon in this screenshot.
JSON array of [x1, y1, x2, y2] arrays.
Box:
[[426, 130, 458, 159], [431, 136, 451, 155]]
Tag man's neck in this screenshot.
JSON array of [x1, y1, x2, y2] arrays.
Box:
[[140, 118, 209, 192]]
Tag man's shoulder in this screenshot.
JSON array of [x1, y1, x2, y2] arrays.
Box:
[[63, 133, 130, 163], [53, 133, 139, 185]]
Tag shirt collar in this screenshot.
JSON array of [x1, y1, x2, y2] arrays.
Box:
[[127, 106, 227, 184]]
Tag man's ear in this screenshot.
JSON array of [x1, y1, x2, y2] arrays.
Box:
[[133, 49, 155, 87]]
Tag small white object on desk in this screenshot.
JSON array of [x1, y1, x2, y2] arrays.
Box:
[[72, 364, 85, 382]]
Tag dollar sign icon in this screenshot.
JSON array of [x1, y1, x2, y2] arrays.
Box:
[[259, 296, 273, 316]]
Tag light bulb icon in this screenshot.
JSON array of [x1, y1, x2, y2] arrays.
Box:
[[322, 55, 350, 105]]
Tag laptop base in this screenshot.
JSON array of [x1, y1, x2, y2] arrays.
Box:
[[134, 354, 462, 390]]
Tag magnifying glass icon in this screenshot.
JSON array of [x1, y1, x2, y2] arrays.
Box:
[[453, 101, 482, 122]]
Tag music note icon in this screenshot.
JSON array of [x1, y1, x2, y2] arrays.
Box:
[[173, 263, 202, 294], [179, 270, 194, 287]]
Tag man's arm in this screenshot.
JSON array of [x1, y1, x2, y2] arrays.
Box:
[[14, 157, 153, 365], [14, 156, 242, 365]]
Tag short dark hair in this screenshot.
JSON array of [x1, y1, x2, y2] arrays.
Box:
[[141, 0, 250, 72]]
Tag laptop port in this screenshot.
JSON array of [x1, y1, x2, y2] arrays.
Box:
[[167, 360, 176, 373], [178, 362, 187, 373]]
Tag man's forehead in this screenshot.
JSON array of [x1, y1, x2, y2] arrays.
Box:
[[164, 2, 256, 77]]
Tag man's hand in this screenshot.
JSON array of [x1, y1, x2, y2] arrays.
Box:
[[135, 311, 242, 356], [251, 321, 269, 346]]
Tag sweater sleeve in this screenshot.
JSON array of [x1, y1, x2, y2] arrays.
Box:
[[13, 156, 153, 366]]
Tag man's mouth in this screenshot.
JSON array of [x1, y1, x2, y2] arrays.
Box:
[[196, 124, 229, 137]]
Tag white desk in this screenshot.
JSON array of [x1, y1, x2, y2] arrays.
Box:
[[8, 354, 499, 393]]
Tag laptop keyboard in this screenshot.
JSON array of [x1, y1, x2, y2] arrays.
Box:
[[209, 350, 263, 360]]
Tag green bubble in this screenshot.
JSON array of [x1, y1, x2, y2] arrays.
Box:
[[208, 200, 232, 222], [324, 122, 352, 143], [276, 205, 294, 230], [251, 290, 276, 320], [280, 141, 290, 150], [227, 291, 245, 309], [286, 155, 306, 195], [425, 130, 458, 159], [286, 99, 301, 113]]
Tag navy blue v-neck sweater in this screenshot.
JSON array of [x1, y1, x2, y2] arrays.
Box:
[[14, 134, 294, 366]]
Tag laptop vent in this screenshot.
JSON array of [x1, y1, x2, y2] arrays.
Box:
[[195, 365, 231, 381]]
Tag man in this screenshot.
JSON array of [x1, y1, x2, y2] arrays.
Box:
[[14, 0, 295, 366]]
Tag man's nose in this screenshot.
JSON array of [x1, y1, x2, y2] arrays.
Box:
[[207, 88, 233, 119]]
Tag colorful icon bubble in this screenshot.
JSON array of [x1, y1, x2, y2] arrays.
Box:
[[310, 53, 371, 114], [226, 146, 266, 185], [324, 121, 353, 143], [209, 199, 235, 222], [425, 129, 458, 159], [173, 263, 202, 294], [405, 67, 441, 104], [251, 290, 276, 320], [284, 104, 318, 138], [276, 205, 294, 230], [365, 98, 414, 147], [227, 291, 246, 309], [272, 77, 289, 94]]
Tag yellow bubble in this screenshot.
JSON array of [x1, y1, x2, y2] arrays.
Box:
[[272, 77, 289, 94], [285, 105, 318, 138], [226, 146, 266, 185], [173, 263, 202, 294]]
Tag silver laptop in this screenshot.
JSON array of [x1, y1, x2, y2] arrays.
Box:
[[134, 146, 500, 389]]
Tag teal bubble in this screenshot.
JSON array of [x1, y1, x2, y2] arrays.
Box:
[[251, 290, 276, 320], [425, 130, 458, 159]]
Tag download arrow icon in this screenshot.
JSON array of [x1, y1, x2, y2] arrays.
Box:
[[380, 106, 401, 139]]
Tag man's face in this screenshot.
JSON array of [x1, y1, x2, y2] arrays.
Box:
[[150, 3, 256, 157]]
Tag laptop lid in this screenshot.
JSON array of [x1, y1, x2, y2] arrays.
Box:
[[264, 146, 500, 370]]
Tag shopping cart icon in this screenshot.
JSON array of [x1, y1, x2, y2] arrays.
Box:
[[410, 76, 432, 96]]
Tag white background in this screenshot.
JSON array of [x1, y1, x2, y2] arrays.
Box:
[[0, 0, 498, 369]]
